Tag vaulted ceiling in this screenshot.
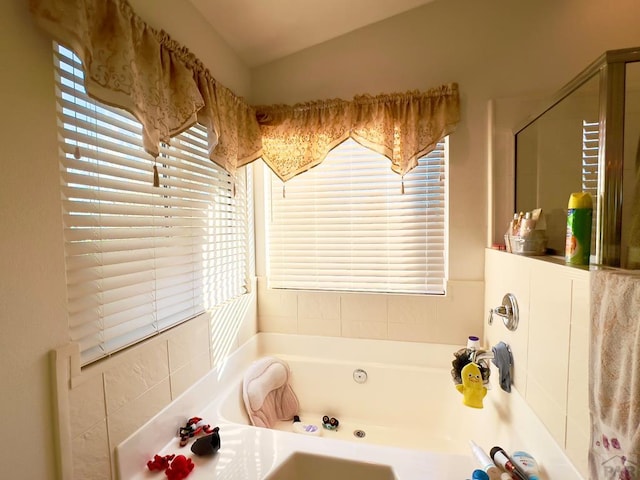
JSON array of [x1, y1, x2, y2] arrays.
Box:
[[188, 0, 437, 67]]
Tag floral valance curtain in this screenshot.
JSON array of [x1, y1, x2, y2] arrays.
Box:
[[30, 0, 460, 184], [256, 83, 460, 181], [29, 0, 263, 174]]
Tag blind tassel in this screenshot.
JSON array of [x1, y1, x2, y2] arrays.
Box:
[[401, 176, 405, 195], [282, 183, 286, 199], [74, 145, 81, 159], [153, 163, 160, 187]]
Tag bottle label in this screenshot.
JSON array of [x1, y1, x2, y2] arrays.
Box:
[[565, 208, 592, 265]]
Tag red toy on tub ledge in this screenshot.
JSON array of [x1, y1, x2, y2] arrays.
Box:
[[178, 417, 214, 447], [147, 454, 175, 471], [146, 454, 194, 480], [165, 455, 194, 480]]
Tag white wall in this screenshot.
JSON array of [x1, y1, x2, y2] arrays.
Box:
[[251, 0, 640, 343], [0, 2, 68, 478], [0, 1, 255, 479]]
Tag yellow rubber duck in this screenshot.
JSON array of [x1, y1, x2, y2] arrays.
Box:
[[455, 362, 487, 408]]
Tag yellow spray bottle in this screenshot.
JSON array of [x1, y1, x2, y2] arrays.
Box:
[[565, 192, 593, 265]]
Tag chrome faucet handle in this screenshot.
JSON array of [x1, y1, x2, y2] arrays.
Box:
[[488, 305, 511, 325], [488, 293, 519, 331]]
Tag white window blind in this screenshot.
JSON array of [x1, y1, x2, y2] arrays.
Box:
[[582, 119, 600, 249], [267, 138, 447, 294], [582, 120, 599, 198], [54, 44, 251, 365]]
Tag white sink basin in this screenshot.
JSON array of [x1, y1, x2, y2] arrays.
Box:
[[264, 452, 397, 480]]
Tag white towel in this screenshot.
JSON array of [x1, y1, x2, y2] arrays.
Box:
[[242, 356, 299, 429], [590, 269, 640, 479]]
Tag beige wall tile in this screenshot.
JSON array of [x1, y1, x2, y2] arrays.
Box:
[[297, 291, 341, 336], [211, 295, 257, 365], [434, 280, 484, 344], [72, 419, 111, 480], [107, 378, 172, 451], [528, 263, 571, 424], [298, 291, 340, 321], [103, 342, 170, 414], [235, 292, 259, 347], [69, 373, 106, 439], [258, 315, 298, 333], [168, 315, 210, 373], [388, 322, 435, 343], [257, 281, 298, 318], [298, 316, 341, 337], [170, 351, 212, 399], [525, 375, 567, 446], [387, 294, 437, 324], [568, 277, 589, 423], [340, 293, 387, 323], [566, 276, 590, 476], [565, 416, 590, 479], [341, 321, 387, 340]]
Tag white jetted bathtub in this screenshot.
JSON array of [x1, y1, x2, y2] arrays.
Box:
[[117, 333, 584, 480]]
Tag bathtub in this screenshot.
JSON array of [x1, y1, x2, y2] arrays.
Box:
[[117, 333, 584, 480], [218, 350, 514, 453]]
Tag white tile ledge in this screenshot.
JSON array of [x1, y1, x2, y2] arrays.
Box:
[[121, 422, 477, 480]]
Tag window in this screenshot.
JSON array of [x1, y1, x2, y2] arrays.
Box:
[[55, 44, 252, 365], [266, 138, 447, 295]]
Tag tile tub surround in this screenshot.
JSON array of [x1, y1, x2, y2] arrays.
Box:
[[117, 333, 584, 480], [54, 287, 257, 480], [256, 278, 484, 345], [484, 249, 591, 478]]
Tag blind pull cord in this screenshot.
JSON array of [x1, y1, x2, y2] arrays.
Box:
[[153, 158, 160, 187]]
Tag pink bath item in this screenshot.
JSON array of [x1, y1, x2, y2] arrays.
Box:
[[242, 356, 299, 428]]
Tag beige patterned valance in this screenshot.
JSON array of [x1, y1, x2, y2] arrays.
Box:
[[30, 0, 460, 184], [256, 83, 460, 181], [29, 0, 263, 174]]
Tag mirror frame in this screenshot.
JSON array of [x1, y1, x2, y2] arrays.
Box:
[[514, 46, 640, 267]]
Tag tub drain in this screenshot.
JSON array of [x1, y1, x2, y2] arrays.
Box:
[[353, 429, 366, 439]]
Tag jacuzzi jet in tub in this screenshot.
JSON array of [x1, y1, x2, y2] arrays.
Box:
[[353, 368, 368, 383], [353, 429, 366, 438]]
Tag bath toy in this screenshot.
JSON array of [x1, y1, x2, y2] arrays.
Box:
[[190, 427, 221, 456], [322, 415, 339, 430], [178, 416, 214, 446], [456, 362, 487, 408], [292, 415, 322, 436], [165, 455, 194, 480], [147, 454, 175, 471]]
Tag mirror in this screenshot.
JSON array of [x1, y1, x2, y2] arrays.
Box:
[[513, 47, 640, 267], [515, 74, 600, 256], [623, 61, 640, 268]]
